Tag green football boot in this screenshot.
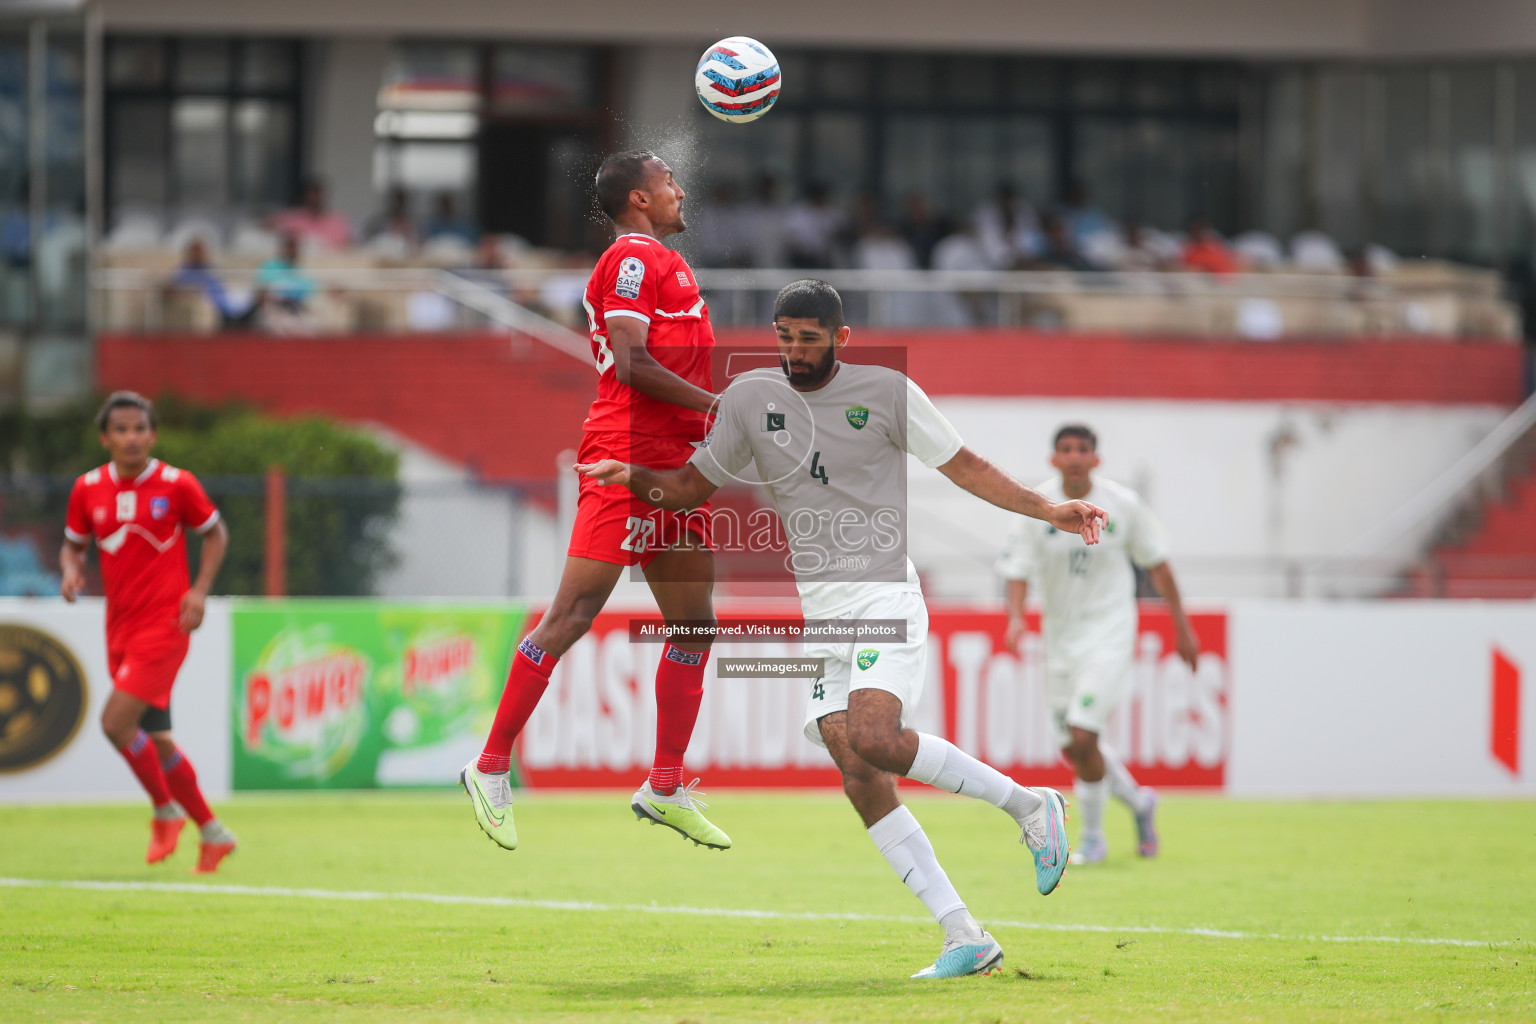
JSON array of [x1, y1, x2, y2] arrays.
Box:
[[460, 760, 517, 850], [631, 778, 731, 850]]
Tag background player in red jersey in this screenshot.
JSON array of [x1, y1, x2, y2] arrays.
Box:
[[60, 391, 237, 873], [461, 151, 729, 851]]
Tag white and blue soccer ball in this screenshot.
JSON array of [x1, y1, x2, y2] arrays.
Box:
[[695, 37, 781, 124]]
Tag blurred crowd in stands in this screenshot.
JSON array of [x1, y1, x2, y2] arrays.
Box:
[[105, 174, 1518, 338], [684, 176, 1399, 279]]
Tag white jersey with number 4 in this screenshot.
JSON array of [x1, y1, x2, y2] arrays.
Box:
[[996, 476, 1169, 667], [689, 361, 963, 619]]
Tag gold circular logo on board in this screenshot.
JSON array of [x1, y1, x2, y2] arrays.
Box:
[[0, 624, 88, 772]]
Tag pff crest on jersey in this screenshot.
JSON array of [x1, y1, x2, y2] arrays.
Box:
[[845, 406, 869, 430]]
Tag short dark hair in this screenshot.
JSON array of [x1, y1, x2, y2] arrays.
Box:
[[96, 391, 156, 432], [1053, 423, 1097, 450], [773, 279, 844, 331], [595, 150, 659, 220]]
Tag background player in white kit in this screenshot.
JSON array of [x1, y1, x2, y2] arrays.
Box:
[[998, 424, 1199, 865], [580, 280, 1108, 980]]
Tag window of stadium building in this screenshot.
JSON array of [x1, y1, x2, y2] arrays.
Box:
[[689, 52, 1247, 249], [104, 36, 301, 233], [0, 28, 87, 331], [374, 41, 609, 249]]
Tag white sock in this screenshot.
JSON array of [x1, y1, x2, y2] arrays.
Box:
[[1075, 776, 1108, 840], [1101, 742, 1149, 813], [906, 732, 1042, 823], [199, 820, 234, 844], [867, 805, 981, 943]]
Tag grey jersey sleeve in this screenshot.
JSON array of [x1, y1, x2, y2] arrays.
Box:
[[689, 382, 755, 486], [903, 377, 964, 469]]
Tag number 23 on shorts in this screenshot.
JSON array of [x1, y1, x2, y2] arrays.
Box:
[[620, 515, 656, 553]]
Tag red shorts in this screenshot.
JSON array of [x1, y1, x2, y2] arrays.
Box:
[[569, 432, 713, 568], [107, 624, 190, 710]]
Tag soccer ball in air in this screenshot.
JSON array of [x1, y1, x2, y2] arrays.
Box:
[[695, 37, 781, 123]]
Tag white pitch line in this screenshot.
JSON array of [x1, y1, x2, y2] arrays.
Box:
[[0, 877, 1516, 949]]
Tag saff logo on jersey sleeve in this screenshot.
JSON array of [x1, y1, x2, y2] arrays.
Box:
[[615, 256, 645, 299]]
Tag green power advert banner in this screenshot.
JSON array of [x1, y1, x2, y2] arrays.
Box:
[[232, 602, 527, 790]]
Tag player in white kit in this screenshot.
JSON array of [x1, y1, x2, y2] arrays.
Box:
[[998, 424, 1199, 864], [580, 280, 1108, 980]]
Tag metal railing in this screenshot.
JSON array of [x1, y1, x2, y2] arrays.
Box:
[[1342, 391, 1536, 560], [91, 263, 1521, 337]]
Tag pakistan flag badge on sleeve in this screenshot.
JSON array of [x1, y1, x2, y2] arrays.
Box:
[[856, 649, 880, 671], [845, 406, 869, 430]]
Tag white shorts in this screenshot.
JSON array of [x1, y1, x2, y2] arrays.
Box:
[[802, 589, 928, 748], [1047, 650, 1132, 747]]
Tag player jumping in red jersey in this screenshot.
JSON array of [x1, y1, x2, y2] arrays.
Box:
[[460, 151, 729, 851], [61, 391, 237, 873]]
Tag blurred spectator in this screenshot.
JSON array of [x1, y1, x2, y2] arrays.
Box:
[[1233, 230, 1285, 271], [784, 183, 846, 268], [166, 237, 256, 327], [1118, 223, 1165, 271], [1060, 180, 1114, 254], [690, 183, 747, 268], [898, 193, 945, 269], [1291, 229, 1345, 273], [425, 193, 476, 245], [272, 177, 353, 252], [1345, 245, 1374, 279], [931, 218, 994, 325], [1032, 212, 1094, 271], [539, 250, 598, 329], [850, 195, 922, 325], [739, 174, 787, 267], [1182, 219, 1241, 275], [473, 234, 510, 271], [973, 182, 1042, 269], [256, 233, 318, 314], [365, 187, 420, 257], [852, 219, 917, 270]]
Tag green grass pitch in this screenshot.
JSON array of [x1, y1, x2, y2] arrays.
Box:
[[2, 791, 1533, 1022]]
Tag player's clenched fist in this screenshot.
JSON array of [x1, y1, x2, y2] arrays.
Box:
[[1048, 499, 1108, 545], [576, 459, 631, 487]]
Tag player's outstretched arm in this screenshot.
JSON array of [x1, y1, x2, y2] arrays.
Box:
[[937, 447, 1108, 545], [576, 459, 719, 512], [608, 317, 718, 414]]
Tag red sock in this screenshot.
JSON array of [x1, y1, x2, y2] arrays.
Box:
[[118, 730, 173, 807], [477, 637, 558, 774], [649, 644, 708, 793], [160, 747, 214, 826]]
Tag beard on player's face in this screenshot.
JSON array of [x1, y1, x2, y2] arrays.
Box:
[[781, 340, 837, 387]]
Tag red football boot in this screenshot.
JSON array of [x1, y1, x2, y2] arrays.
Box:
[[146, 816, 186, 864], [192, 839, 236, 874]]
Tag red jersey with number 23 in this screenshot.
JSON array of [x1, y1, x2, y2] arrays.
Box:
[[581, 232, 714, 441], [66, 459, 221, 640]]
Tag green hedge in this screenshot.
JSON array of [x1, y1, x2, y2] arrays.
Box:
[[0, 396, 400, 597]]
